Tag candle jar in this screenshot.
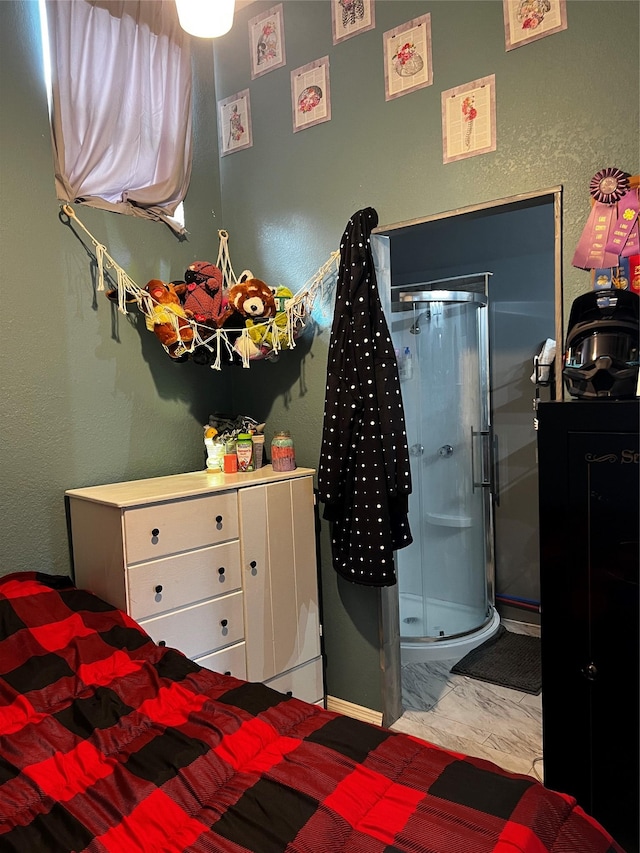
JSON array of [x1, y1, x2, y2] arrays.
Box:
[[271, 431, 296, 472]]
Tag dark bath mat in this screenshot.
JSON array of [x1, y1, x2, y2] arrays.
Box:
[[451, 625, 542, 695]]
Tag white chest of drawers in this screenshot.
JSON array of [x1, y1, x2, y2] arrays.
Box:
[[66, 467, 323, 704]]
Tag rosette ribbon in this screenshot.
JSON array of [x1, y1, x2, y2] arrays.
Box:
[[572, 167, 630, 270], [605, 187, 639, 258]]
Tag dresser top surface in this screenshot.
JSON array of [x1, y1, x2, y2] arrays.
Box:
[[65, 466, 315, 507]]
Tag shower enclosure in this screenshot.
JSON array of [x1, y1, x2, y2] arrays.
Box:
[[391, 273, 500, 662]]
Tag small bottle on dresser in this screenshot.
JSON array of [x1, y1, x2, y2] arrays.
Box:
[[236, 433, 255, 472]]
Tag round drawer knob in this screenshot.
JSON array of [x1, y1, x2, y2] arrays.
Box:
[[155, 585, 163, 594], [151, 528, 160, 537], [158, 640, 166, 647], [215, 515, 223, 524], [249, 560, 257, 569], [224, 670, 231, 676], [285, 690, 293, 698], [582, 662, 599, 681], [218, 566, 225, 576], [220, 619, 228, 628]]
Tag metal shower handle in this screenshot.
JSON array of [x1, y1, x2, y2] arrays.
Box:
[[471, 427, 493, 492]]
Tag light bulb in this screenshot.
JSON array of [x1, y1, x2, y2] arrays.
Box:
[[175, 0, 235, 38]]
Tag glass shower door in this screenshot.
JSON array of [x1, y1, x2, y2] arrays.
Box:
[[393, 288, 494, 643]]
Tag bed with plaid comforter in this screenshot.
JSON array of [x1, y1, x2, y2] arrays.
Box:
[[0, 572, 623, 853]]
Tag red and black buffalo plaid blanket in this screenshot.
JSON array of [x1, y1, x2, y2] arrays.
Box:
[[0, 573, 624, 852]]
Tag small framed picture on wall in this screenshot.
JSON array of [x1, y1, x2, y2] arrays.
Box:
[[218, 89, 253, 156], [249, 4, 286, 79], [291, 57, 331, 133], [503, 0, 567, 51], [383, 14, 432, 102], [331, 0, 375, 45], [441, 75, 496, 164]]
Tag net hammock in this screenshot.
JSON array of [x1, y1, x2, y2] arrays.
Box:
[[61, 204, 339, 369]]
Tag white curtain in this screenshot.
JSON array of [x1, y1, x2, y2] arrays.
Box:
[[45, 0, 193, 233]]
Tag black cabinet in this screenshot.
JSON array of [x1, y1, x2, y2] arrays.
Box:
[[537, 400, 639, 853]]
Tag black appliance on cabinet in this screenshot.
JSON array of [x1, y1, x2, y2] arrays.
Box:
[[537, 399, 639, 853]]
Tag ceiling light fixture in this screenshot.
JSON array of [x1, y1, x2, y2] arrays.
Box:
[[175, 0, 235, 38]]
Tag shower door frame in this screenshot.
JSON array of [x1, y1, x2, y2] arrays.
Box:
[[371, 186, 563, 726], [396, 280, 496, 645]]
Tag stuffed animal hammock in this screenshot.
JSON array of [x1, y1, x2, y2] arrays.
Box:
[[60, 204, 339, 369]]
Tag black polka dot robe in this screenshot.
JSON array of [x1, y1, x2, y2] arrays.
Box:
[[317, 208, 413, 586]]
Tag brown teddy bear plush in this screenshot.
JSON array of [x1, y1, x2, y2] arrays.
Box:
[[143, 279, 194, 358], [183, 261, 224, 326], [218, 278, 277, 327]]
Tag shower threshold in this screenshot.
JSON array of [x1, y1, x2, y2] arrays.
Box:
[[400, 592, 501, 663]]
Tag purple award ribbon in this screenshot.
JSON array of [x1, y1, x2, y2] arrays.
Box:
[[621, 220, 639, 258], [605, 189, 640, 257], [572, 202, 619, 270]]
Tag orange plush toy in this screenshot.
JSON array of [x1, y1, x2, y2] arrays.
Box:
[[143, 279, 194, 358]]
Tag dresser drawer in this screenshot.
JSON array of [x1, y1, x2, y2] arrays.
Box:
[[195, 642, 247, 680], [139, 591, 244, 660], [264, 657, 324, 704], [123, 492, 239, 564], [126, 541, 241, 621]]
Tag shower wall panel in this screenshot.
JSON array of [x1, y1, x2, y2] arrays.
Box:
[[392, 290, 492, 643]]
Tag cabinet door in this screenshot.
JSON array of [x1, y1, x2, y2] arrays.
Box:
[[240, 477, 321, 684], [576, 428, 639, 850], [538, 421, 592, 804], [239, 484, 276, 681], [290, 476, 322, 666], [268, 479, 306, 678], [538, 402, 639, 853]]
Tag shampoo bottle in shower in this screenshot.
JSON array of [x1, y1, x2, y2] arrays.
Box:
[[401, 346, 413, 380]]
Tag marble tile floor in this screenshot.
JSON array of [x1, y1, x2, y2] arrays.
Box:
[[390, 620, 543, 780]]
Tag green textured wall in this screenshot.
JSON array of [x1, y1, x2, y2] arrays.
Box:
[[1, 1, 637, 713], [214, 0, 639, 710], [1, 1, 230, 575]]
